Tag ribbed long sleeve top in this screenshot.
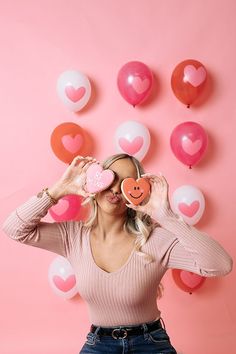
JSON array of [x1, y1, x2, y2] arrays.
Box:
[[2, 193, 233, 326]]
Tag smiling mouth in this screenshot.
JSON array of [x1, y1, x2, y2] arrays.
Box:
[[130, 193, 143, 199]]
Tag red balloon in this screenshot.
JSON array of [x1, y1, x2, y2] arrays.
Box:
[[49, 195, 90, 222], [170, 121, 208, 168], [117, 61, 153, 107], [50, 122, 92, 164], [171, 59, 207, 107], [172, 269, 206, 294]]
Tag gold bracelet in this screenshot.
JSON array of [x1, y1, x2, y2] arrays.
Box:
[[37, 188, 58, 204]]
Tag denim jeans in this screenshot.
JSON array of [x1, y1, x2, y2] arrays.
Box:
[[79, 318, 177, 354]]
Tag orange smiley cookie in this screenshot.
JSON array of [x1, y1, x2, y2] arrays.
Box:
[[121, 178, 150, 206]]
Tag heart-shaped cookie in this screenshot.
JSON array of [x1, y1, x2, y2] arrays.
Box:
[[85, 163, 115, 193], [121, 178, 150, 205]]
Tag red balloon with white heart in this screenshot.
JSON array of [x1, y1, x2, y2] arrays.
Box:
[[172, 269, 206, 294], [170, 121, 208, 168], [117, 61, 153, 107], [171, 184, 205, 225], [49, 194, 89, 222], [171, 59, 207, 108], [50, 122, 92, 164]]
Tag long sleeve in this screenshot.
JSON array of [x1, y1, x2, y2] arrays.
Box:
[[2, 193, 80, 258], [155, 210, 233, 277]]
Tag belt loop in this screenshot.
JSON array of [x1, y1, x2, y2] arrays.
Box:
[[142, 323, 149, 340], [94, 326, 101, 336], [141, 323, 148, 333], [160, 317, 166, 330]]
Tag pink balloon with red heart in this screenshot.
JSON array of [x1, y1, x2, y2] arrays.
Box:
[[171, 184, 205, 225], [117, 61, 153, 107], [170, 121, 208, 168], [48, 256, 78, 299], [172, 269, 206, 294]]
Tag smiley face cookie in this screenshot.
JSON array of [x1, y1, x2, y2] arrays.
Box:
[[121, 177, 150, 205]]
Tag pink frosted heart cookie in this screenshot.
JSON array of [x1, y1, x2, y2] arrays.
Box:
[[86, 163, 115, 193]]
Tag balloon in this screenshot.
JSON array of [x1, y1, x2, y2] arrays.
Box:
[[48, 256, 78, 299], [114, 120, 151, 161], [57, 70, 91, 112], [51, 122, 91, 164], [171, 59, 207, 107], [172, 269, 206, 294], [170, 121, 208, 168], [49, 194, 87, 222], [171, 185, 205, 225], [117, 61, 153, 107]]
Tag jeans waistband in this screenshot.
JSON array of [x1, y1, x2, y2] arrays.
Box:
[[90, 318, 165, 339]]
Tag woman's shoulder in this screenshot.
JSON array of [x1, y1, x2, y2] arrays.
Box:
[[65, 220, 89, 237], [148, 224, 177, 246]]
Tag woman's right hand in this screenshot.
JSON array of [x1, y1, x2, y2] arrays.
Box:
[[48, 156, 97, 201]]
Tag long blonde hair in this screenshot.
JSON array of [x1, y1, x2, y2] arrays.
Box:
[[83, 153, 164, 299]]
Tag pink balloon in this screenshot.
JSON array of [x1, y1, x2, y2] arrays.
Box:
[[49, 194, 83, 221], [170, 121, 208, 168], [172, 269, 206, 294], [117, 61, 153, 107]]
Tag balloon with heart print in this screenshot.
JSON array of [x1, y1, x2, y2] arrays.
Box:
[[57, 70, 91, 112], [121, 177, 150, 205], [172, 269, 206, 294], [51, 122, 91, 164], [171, 59, 207, 107], [117, 61, 153, 107], [49, 194, 86, 222], [170, 121, 208, 168], [114, 120, 151, 161], [48, 256, 78, 299], [171, 184, 205, 225]]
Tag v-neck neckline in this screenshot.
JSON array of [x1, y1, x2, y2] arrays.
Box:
[[86, 228, 136, 276]]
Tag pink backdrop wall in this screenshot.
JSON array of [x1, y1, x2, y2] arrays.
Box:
[[0, 1, 235, 353]]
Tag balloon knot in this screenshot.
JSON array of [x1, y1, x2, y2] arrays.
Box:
[[187, 104, 190, 108]]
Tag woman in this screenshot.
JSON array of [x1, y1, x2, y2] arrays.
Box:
[[3, 153, 233, 354]]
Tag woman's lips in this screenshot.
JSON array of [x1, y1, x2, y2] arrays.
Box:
[[106, 193, 121, 204]]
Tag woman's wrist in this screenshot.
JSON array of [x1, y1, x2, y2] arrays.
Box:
[[47, 183, 67, 202]]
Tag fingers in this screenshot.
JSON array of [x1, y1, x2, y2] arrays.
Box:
[[141, 173, 168, 187], [71, 155, 97, 169]]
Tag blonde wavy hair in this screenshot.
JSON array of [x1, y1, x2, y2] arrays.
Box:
[[83, 153, 164, 299]]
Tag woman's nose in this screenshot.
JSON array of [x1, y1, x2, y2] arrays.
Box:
[[110, 181, 122, 194]]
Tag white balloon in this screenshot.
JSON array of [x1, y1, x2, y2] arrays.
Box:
[[57, 70, 91, 112], [48, 256, 78, 299], [114, 120, 150, 161], [171, 185, 205, 225]]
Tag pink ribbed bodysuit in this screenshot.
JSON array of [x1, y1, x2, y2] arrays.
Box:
[[2, 193, 233, 326]]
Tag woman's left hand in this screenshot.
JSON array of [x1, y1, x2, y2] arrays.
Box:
[[126, 173, 172, 222]]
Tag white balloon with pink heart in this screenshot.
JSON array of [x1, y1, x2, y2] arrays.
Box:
[[57, 70, 91, 112], [114, 120, 150, 161], [48, 256, 78, 299], [171, 185, 205, 225]]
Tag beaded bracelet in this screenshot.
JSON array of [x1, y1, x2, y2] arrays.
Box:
[[37, 188, 58, 204]]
